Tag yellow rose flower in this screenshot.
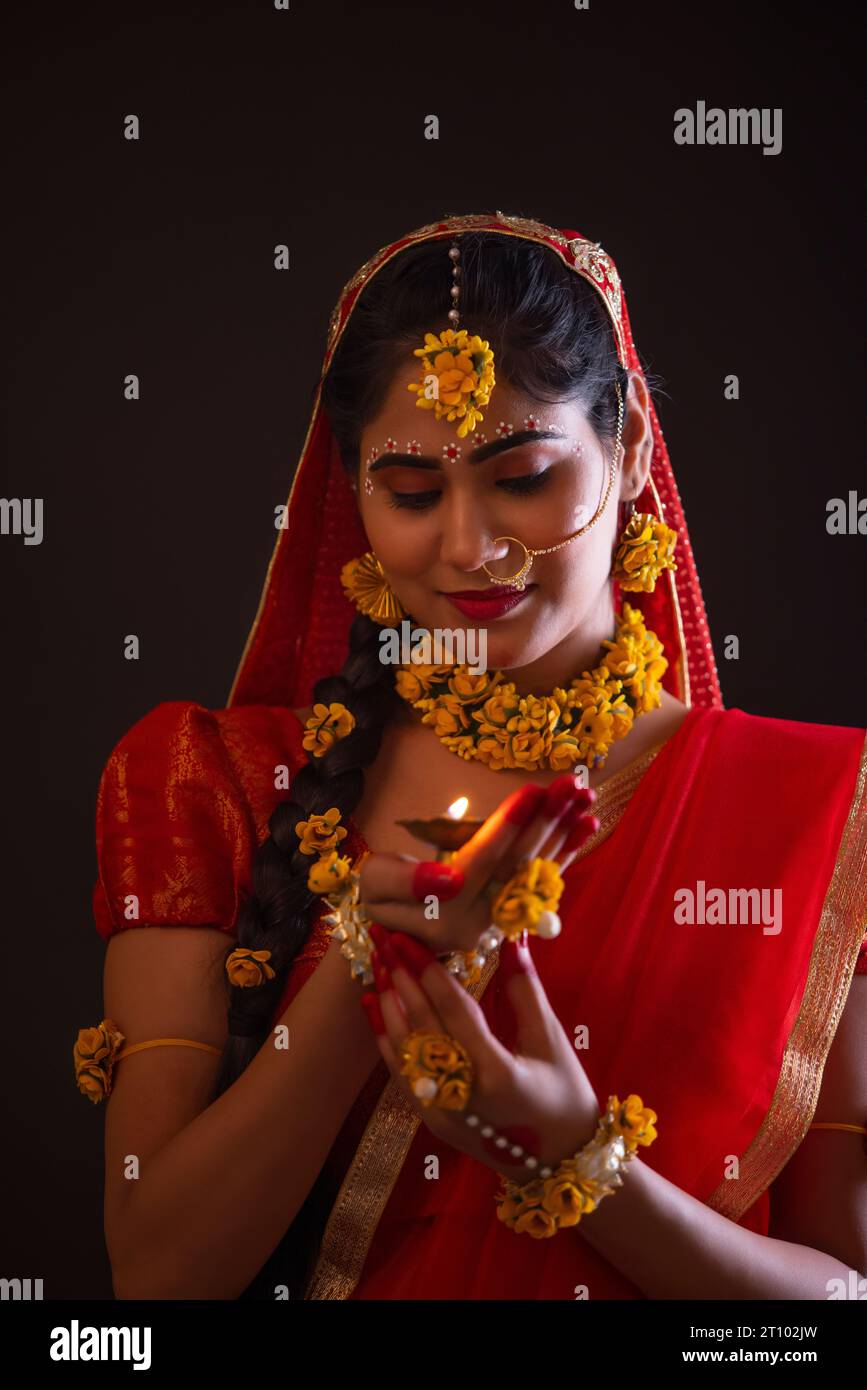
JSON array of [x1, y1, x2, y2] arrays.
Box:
[[516, 695, 557, 732], [495, 1192, 528, 1225], [436, 1076, 472, 1110], [448, 668, 502, 704], [514, 1206, 559, 1239], [613, 513, 678, 592], [307, 850, 353, 895], [476, 733, 513, 770], [295, 807, 348, 856], [302, 701, 356, 758], [541, 1177, 589, 1226], [509, 728, 551, 770], [421, 702, 471, 739], [491, 884, 544, 937], [610, 1093, 659, 1149], [73, 1018, 125, 1104], [473, 689, 518, 728], [548, 731, 583, 771], [226, 947, 276, 988], [420, 1036, 462, 1071], [395, 664, 453, 703]]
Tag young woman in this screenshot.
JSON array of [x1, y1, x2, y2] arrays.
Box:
[[80, 213, 866, 1301]]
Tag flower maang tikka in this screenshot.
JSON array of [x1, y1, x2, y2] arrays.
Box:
[[407, 240, 496, 439]]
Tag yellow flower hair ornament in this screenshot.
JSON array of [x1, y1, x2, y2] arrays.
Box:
[[302, 700, 358, 757], [407, 328, 496, 439], [225, 947, 276, 988], [295, 806, 348, 856], [307, 848, 353, 896]]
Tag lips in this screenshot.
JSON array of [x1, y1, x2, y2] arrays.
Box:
[[444, 585, 524, 599], [442, 586, 535, 619]]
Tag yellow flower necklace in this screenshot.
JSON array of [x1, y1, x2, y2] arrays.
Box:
[[393, 602, 668, 773]]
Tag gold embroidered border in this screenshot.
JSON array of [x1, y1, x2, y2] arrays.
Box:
[[705, 729, 867, 1221], [303, 745, 663, 1300]]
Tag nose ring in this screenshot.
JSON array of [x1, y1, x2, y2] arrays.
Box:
[[481, 537, 534, 591]]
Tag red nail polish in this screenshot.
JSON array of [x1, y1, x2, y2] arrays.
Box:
[[498, 936, 535, 979], [504, 785, 545, 827], [369, 922, 400, 970], [541, 775, 581, 818], [411, 861, 465, 901], [559, 792, 592, 832], [371, 947, 393, 994], [563, 813, 600, 854], [390, 932, 437, 979], [360, 992, 386, 1035]]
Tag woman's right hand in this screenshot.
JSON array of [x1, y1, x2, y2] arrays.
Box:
[[357, 775, 599, 956]]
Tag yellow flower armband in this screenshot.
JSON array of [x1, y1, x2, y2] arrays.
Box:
[[73, 1019, 221, 1104]]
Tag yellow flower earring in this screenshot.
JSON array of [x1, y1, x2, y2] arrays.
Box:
[[612, 500, 678, 593], [340, 550, 406, 624]]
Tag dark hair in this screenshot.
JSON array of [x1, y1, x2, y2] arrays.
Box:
[[211, 228, 656, 1299]]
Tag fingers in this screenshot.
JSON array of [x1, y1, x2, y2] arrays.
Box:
[[496, 935, 562, 1058], [495, 776, 592, 879], [453, 776, 591, 899], [447, 783, 546, 900], [358, 854, 464, 947], [538, 792, 599, 863], [555, 807, 601, 872], [360, 851, 464, 907], [387, 931, 515, 1072]]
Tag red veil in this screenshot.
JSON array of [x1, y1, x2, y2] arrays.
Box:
[[93, 214, 866, 1299]]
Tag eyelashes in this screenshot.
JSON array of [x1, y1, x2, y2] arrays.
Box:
[[386, 471, 553, 512]]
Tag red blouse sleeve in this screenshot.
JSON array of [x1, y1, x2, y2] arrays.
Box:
[[855, 927, 867, 975], [92, 701, 265, 941]]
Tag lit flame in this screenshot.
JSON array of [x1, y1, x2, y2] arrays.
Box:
[[446, 796, 469, 820]]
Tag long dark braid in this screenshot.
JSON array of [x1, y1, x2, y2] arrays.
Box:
[[211, 611, 404, 1299], [210, 224, 663, 1299]]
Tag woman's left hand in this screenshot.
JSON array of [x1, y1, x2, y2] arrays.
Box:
[[361, 929, 601, 1176]]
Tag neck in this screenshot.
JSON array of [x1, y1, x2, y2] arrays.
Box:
[[501, 587, 617, 695]]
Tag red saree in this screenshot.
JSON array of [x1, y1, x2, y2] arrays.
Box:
[[91, 214, 867, 1299]]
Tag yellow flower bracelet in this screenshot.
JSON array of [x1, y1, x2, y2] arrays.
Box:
[[495, 1094, 658, 1238]]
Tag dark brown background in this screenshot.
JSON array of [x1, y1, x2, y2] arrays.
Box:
[[1, 0, 863, 1297]]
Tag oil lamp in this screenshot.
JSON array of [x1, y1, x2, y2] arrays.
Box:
[[395, 795, 485, 863]]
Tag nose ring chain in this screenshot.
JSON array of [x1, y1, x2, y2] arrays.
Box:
[[481, 380, 625, 591]]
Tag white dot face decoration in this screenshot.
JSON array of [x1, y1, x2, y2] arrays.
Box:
[[365, 421, 584, 464], [360, 421, 585, 499]]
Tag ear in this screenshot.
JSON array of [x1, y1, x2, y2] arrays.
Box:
[[618, 370, 654, 504]]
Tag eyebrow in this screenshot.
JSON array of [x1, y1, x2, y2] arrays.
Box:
[[366, 428, 567, 472]]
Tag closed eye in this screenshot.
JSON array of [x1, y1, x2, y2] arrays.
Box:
[[387, 471, 552, 511]]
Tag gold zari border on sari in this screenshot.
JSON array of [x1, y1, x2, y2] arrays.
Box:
[[705, 729, 867, 1221], [304, 744, 664, 1300]]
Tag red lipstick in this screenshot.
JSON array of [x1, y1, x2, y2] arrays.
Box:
[[442, 584, 535, 619]]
